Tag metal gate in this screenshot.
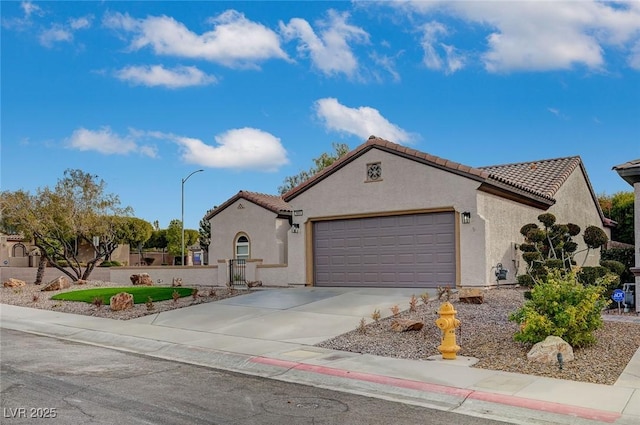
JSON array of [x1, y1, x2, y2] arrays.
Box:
[[229, 259, 246, 286]]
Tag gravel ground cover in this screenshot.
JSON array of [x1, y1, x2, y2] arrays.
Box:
[[2, 282, 639, 385], [317, 287, 640, 386], [0, 280, 246, 320]]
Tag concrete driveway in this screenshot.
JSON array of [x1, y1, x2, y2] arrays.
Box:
[[129, 287, 430, 346]]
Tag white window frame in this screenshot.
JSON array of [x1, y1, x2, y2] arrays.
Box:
[[235, 235, 250, 260]]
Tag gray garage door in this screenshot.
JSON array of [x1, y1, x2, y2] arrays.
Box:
[[313, 212, 456, 288]]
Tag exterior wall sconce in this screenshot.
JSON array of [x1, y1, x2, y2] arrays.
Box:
[[291, 223, 300, 233], [461, 212, 471, 224]]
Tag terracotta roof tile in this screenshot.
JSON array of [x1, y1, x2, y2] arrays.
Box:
[[205, 191, 291, 220], [613, 159, 640, 170], [283, 136, 489, 201], [479, 156, 581, 200]]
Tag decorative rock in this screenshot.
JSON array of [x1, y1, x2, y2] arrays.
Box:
[[459, 288, 484, 304], [527, 336, 575, 364], [390, 319, 424, 332], [172, 277, 183, 287], [75, 279, 88, 285], [41, 276, 71, 291], [110, 292, 134, 311], [247, 280, 263, 288], [130, 273, 153, 286], [3, 278, 26, 288]]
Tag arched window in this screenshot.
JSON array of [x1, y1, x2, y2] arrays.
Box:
[[12, 243, 26, 257], [235, 235, 250, 260]]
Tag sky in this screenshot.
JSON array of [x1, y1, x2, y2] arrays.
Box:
[[2, 1, 639, 231]]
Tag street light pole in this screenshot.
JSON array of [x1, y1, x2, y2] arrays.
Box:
[[181, 169, 204, 266]]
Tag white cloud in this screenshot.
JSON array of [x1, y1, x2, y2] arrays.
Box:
[[280, 10, 369, 78], [67, 127, 157, 157], [21, 1, 42, 18], [172, 128, 289, 171], [115, 65, 216, 88], [314, 98, 412, 144], [390, 1, 640, 72], [629, 40, 640, 70], [547, 107, 569, 120], [103, 10, 288, 68], [39, 25, 72, 47], [369, 52, 401, 82], [38, 15, 93, 47], [69, 15, 92, 30]]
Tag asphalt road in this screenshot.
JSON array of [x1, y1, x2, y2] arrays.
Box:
[[0, 329, 509, 425]]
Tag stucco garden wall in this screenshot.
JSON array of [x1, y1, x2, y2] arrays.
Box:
[[287, 148, 486, 286], [0, 266, 220, 287], [209, 199, 287, 265]]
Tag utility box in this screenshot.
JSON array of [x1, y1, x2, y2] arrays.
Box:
[[622, 283, 635, 310]]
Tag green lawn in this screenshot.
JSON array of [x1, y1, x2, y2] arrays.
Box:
[[51, 287, 194, 304]]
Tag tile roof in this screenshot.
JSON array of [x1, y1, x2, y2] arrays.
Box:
[[204, 191, 291, 220], [208, 136, 606, 226], [613, 159, 640, 185], [479, 156, 582, 201], [283, 136, 490, 201]]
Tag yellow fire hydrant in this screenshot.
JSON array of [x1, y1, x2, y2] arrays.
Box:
[[435, 301, 461, 360]]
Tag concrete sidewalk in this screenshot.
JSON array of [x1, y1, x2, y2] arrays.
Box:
[[2, 287, 640, 425]]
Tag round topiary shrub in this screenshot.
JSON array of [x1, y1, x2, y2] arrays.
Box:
[[537, 213, 556, 228], [600, 260, 625, 277], [583, 226, 608, 249], [567, 223, 581, 236]]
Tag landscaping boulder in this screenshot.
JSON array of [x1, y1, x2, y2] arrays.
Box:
[[3, 278, 26, 288], [459, 288, 484, 304], [527, 336, 574, 364], [130, 273, 153, 286], [41, 276, 71, 291], [172, 277, 183, 287], [75, 279, 88, 285], [247, 280, 263, 288], [110, 292, 134, 311], [390, 319, 424, 332]]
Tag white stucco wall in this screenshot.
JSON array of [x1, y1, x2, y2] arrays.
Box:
[[209, 199, 290, 266], [478, 192, 546, 284], [547, 166, 607, 266], [479, 166, 608, 286], [287, 148, 485, 286]]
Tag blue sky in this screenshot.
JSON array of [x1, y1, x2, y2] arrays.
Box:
[[2, 1, 639, 231]]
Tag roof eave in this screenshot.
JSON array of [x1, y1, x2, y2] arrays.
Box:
[[615, 167, 640, 186], [478, 179, 555, 209]]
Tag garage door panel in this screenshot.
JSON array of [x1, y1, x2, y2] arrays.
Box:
[[314, 212, 455, 288]]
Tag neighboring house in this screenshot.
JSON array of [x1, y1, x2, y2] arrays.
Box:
[[208, 136, 611, 288], [0, 233, 130, 268], [0, 234, 38, 267], [613, 159, 640, 312]]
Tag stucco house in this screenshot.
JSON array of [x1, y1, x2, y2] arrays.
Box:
[[613, 159, 640, 312], [207, 136, 610, 289]]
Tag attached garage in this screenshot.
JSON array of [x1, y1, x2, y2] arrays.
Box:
[[313, 211, 456, 288]]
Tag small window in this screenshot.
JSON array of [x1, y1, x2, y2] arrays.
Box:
[[235, 235, 250, 260], [366, 162, 382, 181]]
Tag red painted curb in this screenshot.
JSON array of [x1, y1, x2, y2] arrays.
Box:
[[250, 356, 621, 423]]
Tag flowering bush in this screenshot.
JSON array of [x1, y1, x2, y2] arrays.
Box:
[[509, 270, 611, 347]]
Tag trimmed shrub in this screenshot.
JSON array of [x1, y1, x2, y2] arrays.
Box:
[[99, 260, 123, 267], [577, 266, 609, 286], [517, 274, 535, 287], [509, 270, 611, 347], [600, 260, 626, 277], [601, 247, 635, 283]]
